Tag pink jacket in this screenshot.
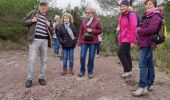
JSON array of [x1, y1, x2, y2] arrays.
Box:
[[118, 11, 137, 44]]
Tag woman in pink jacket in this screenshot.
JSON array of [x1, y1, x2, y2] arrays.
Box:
[[117, 0, 137, 78]]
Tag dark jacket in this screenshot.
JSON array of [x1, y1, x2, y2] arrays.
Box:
[[78, 18, 103, 45], [23, 9, 53, 47], [137, 9, 163, 49], [57, 24, 77, 48]]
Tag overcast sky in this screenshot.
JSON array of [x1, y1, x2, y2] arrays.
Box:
[[47, 0, 164, 15], [48, 0, 115, 15]]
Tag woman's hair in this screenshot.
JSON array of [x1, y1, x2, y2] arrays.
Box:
[[86, 7, 96, 16], [60, 12, 74, 24], [144, 0, 157, 7], [54, 15, 60, 21]]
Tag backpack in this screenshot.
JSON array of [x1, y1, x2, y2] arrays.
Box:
[[150, 18, 166, 44], [127, 11, 141, 27]]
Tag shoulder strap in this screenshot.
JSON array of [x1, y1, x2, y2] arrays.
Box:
[[127, 11, 137, 23], [127, 12, 132, 22]]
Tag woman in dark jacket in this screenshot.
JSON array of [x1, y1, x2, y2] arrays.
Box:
[[132, 0, 163, 96], [57, 13, 77, 76]]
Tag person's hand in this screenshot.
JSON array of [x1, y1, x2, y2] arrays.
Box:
[[32, 16, 37, 22], [46, 21, 51, 27], [116, 27, 120, 32], [137, 27, 142, 32], [87, 28, 92, 32], [131, 44, 135, 48]]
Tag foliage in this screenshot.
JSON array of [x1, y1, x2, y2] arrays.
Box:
[[164, 1, 170, 32], [0, 0, 38, 42], [101, 32, 118, 56], [65, 6, 85, 30]]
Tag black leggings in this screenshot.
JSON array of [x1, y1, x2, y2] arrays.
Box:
[[117, 42, 132, 72]]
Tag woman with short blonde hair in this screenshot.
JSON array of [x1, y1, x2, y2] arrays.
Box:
[[86, 7, 96, 17], [78, 7, 103, 79]]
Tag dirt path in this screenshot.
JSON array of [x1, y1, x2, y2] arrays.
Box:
[[0, 47, 170, 100]]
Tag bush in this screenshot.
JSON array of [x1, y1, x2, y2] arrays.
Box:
[[0, 0, 37, 44], [154, 34, 170, 71], [100, 32, 118, 56]]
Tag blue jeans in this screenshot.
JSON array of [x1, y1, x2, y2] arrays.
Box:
[[63, 48, 74, 69], [80, 44, 97, 74], [53, 38, 60, 54], [138, 47, 155, 88]]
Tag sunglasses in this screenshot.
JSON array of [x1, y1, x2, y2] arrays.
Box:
[[86, 12, 90, 14]]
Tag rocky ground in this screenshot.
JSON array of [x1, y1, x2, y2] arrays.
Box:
[[0, 47, 170, 100]]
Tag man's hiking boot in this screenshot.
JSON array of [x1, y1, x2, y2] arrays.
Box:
[[38, 78, 46, 86], [25, 80, 32, 88]]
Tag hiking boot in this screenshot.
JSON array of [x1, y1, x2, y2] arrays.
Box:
[[69, 68, 74, 75], [25, 80, 32, 88], [38, 78, 46, 86], [121, 71, 132, 78], [132, 87, 148, 97], [61, 69, 67, 76], [88, 74, 94, 79], [78, 72, 85, 77], [147, 85, 154, 91]]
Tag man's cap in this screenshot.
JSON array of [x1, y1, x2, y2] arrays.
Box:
[[39, 0, 48, 5]]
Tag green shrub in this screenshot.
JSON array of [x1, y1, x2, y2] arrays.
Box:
[[0, 0, 37, 45], [100, 32, 118, 56], [154, 34, 170, 71]]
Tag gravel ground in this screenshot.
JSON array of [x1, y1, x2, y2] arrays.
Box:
[[0, 47, 170, 100]]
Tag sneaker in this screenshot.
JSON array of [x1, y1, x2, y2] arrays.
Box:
[[121, 71, 132, 78], [54, 53, 58, 57], [78, 72, 85, 77], [95, 54, 100, 58], [68, 69, 74, 75], [88, 74, 94, 79], [147, 85, 154, 91], [132, 87, 148, 97], [25, 80, 32, 88], [38, 78, 46, 86], [61, 69, 67, 76]]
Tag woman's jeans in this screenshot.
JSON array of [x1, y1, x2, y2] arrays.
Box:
[[63, 48, 74, 70], [80, 44, 97, 74], [53, 38, 60, 54], [138, 47, 155, 88], [117, 42, 132, 72]]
